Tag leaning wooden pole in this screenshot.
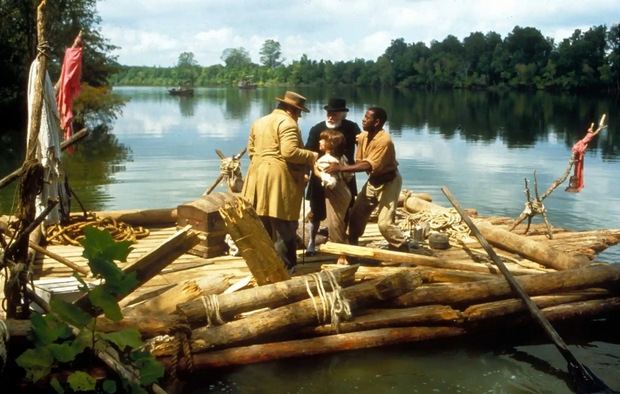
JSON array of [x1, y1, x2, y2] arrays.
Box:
[[441, 186, 613, 394]]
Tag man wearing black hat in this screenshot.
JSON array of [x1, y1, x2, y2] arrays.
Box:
[[304, 97, 361, 256]]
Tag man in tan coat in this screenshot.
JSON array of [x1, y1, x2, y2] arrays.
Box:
[[243, 91, 318, 273]]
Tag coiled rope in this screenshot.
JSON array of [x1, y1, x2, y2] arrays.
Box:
[[403, 208, 473, 244], [45, 214, 150, 245], [303, 270, 352, 333]]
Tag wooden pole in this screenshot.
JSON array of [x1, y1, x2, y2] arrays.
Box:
[[0, 128, 88, 191], [441, 185, 613, 394]]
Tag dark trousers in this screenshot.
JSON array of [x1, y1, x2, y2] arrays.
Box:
[[260, 216, 298, 269]]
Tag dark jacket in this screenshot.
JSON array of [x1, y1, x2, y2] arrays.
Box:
[[305, 119, 361, 221]]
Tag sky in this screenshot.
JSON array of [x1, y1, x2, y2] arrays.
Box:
[[97, 0, 620, 67]]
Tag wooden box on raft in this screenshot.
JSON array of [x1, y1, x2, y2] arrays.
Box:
[[176, 191, 239, 258]]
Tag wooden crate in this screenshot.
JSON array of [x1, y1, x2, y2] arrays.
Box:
[[176, 192, 239, 258]]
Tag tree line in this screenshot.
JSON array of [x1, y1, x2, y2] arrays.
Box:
[[112, 25, 620, 93]]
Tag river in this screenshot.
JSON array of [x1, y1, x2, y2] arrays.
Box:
[[1, 87, 619, 393]]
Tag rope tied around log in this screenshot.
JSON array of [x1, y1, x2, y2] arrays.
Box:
[[303, 270, 352, 333], [403, 208, 473, 244], [168, 314, 193, 382], [200, 294, 225, 328], [16, 160, 44, 221], [45, 214, 150, 245], [36, 40, 51, 58]]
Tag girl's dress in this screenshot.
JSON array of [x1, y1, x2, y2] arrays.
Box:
[[316, 154, 353, 244]]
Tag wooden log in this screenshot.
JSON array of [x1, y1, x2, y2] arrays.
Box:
[[390, 263, 620, 307], [123, 280, 204, 317], [176, 265, 359, 327], [219, 197, 290, 285], [308, 305, 463, 335], [149, 271, 422, 356], [319, 241, 526, 274], [475, 221, 591, 270], [158, 326, 466, 370], [404, 196, 478, 216], [73, 225, 202, 314], [464, 290, 611, 321], [321, 264, 496, 283], [71, 208, 178, 227]]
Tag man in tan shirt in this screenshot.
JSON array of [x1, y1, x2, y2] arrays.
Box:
[[326, 107, 409, 250], [243, 91, 318, 273]]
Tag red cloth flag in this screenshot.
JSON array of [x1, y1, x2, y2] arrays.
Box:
[[56, 46, 83, 154]]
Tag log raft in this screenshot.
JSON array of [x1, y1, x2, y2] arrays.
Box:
[[3, 201, 620, 375]]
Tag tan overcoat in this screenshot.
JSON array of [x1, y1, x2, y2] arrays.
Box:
[[242, 109, 315, 221]]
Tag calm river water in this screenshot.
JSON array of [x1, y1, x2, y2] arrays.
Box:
[[1, 87, 619, 393]]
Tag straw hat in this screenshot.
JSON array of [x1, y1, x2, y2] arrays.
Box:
[[275, 91, 310, 113]]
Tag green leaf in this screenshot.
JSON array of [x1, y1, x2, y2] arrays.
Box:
[[131, 350, 165, 386], [102, 379, 117, 393], [73, 271, 90, 293], [89, 286, 123, 321], [30, 312, 58, 345], [48, 342, 80, 363], [67, 370, 97, 392], [106, 271, 139, 297], [50, 377, 65, 394], [16, 346, 54, 383], [51, 299, 93, 329], [80, 227, 133, 264], [98, 328, 144, 351]]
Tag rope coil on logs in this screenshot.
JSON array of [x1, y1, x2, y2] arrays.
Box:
[[45, 214, 150, 245], [200, 294, 225, 328], [303, 271, 352, 333], [402, 208, 473, 244], [220, 157, 243, 192]]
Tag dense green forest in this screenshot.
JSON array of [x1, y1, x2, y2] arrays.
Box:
[[112, 25, 620, 93]]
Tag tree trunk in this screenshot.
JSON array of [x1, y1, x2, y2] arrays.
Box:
[[176, 265, 358, 326], [476, 221, 591, 270], [148, 271, 422, 357], [390, 263, 620, 307]]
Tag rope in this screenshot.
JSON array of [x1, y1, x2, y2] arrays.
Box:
[[200, 294, 225, 328], [0, 319, 9, 374], [402, 208, 473, 245], [220, 157, 243, 192], [168, 315, 193, 382], [303, 271, 352, 333], [45, 214, 150, 246]]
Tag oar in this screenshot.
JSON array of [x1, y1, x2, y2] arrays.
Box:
[[441, 186, 616, 394]]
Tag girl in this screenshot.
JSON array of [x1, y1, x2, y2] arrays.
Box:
[[310, 130, 352, 264]]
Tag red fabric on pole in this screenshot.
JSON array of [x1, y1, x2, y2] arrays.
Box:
[[56, 47, 83, 154], [568, 130, 596, 192]]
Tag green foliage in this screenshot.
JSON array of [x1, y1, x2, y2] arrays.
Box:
[[16, 228, 164, 393], [260, 39, 284, 68], [67, 371, 98, 392], [1, 0, 125, 133]]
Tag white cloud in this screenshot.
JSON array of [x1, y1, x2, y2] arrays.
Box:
[[97, 0, 620, 67]]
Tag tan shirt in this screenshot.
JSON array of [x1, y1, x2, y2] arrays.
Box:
[[356, 129, 399, 176]]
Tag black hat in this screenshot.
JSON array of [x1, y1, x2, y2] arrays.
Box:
[[323, 97, 349, 112]]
